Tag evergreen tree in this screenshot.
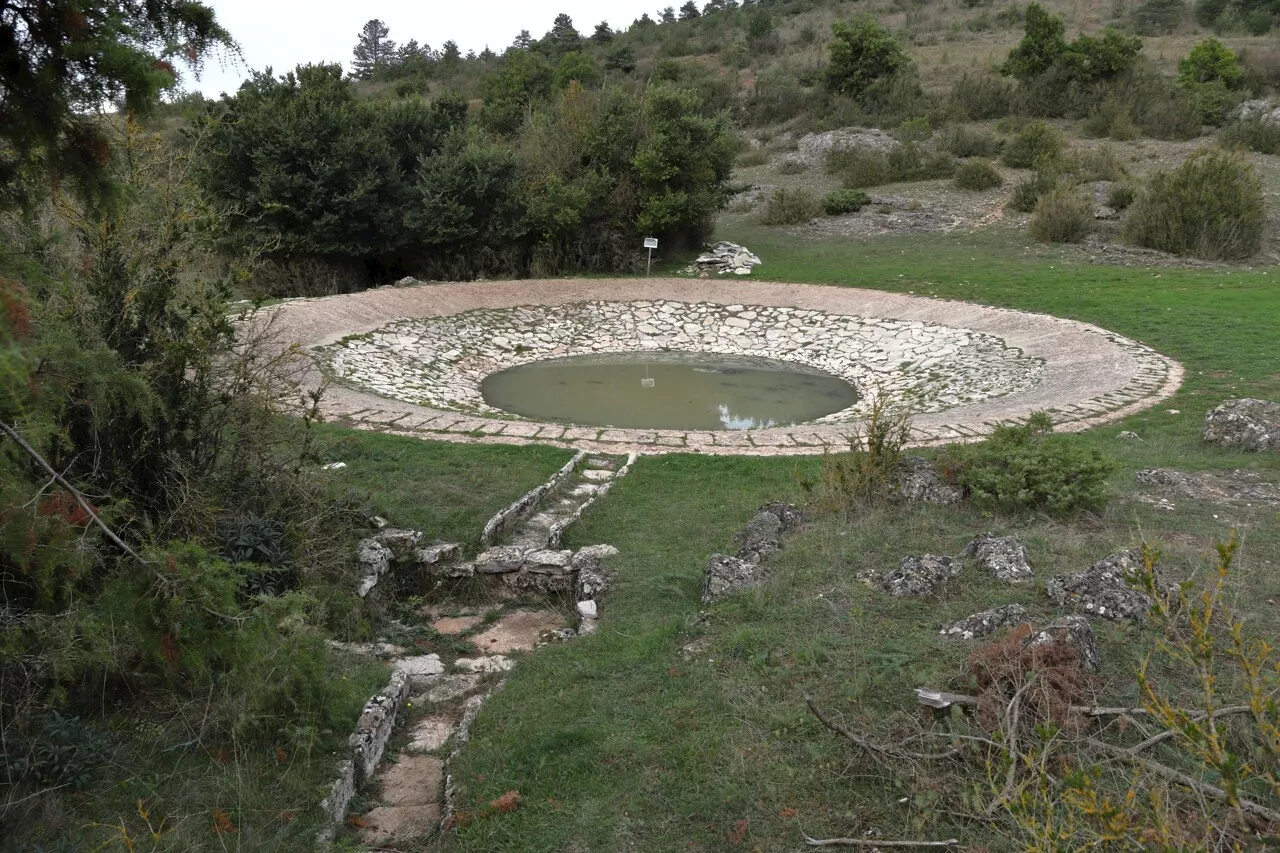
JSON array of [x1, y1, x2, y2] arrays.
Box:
[[679, 1, 701, 19], [660, 7, 677, 23], [0, 0, 233, 208], [352, 19, 397, 79], [513, 30, 534, 51], [592, 21, 615, 43], [479, 46, 497, 62], [440, 40, 462, 74], [547, 13, 581, 55]]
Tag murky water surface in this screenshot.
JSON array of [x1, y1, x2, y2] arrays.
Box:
[[481, 352, 857, 430]]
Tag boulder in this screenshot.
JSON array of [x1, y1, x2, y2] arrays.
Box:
[[782, 127, 900, 170], [702, 553, 769, 604], [1025, 615, 1102, 673], [523, 549, 572, 573], [881, 555, 960, 597], [889, 457, 963, 505], [416, 543, 461, 566], [962, 534, 1033, 583], [356, 539, 394, 597], [373, 528, 423, 550], [1203, 398, 1280, 452], [736, 502, 803, 561], [1045, 550, 1159, 623], [1235, 99, 1280, 125], [939, 604, 1029, 641]]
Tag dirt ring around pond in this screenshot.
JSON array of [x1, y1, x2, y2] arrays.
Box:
[[264, 278, 1183, 456]]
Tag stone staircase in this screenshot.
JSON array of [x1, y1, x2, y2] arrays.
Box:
[[322, 452, 634, 848]]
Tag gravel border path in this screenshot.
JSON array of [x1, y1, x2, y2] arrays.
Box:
[[265, 278, 1183, 456]]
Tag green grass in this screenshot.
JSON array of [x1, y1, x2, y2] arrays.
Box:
[[441, 226, 1280, 851], [314, 425, 574, 552]]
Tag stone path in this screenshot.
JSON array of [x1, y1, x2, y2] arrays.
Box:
[[263, 278, 1184, 456], [335, 455, 631, 847]]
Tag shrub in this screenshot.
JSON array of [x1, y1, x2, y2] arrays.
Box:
[[1062, 146, 1127, 182], [1007, 168, 1059, 212], [1106, 182, 1137, 209], [1001, 121, 1065, 167], [736, 147, 769, 167], [939, 125, 1003, 158], [946, 412, 1114, 513], [888, 143, 957, 180], [798, 394, 913, 512], [777, 159, 807, 174], [1082, 99, 1141, 140], [829, 148, 893, 188], [826, 15, 914, 100], [822, 189, 872, 215], [1000, 3, 1068, 82], [1130, 0, 1187, 34], [1123, 148, 1264, 260], [1220, 116, 1280, 154], [1028, 185, 1095, 243], [1178, 38, 1245, 88], [947, 72, 1015, 120], [756, 187, 822, 225], [954, 159, 1005, 190]]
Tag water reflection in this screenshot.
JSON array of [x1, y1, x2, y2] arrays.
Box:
[[481, 352, 857, 431]]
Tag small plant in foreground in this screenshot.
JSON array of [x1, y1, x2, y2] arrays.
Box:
[[1123, 148, 1264, 261], [799, 393, 913, 512], [822, 189, 872, 215], [756, 187, 822, 226], [953, 159, 1004, 191], [1028, 185, 1095, 244], [945, 411, 1114, 513]]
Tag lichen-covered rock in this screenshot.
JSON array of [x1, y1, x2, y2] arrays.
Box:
[[1025, 615, 1102, 673], [702, 553, 768, 604], [1045, 550, 1158, 623], [356, 538, 394, 597], [1203, 398, 1280, 452], [573, 546, 618, 600], [882, 554, 960, 597], [416, 543, 461, 566], [523, 549, 572, 573], [962, 534, 1033, 583], [782, 127, 900, 169], [502, 570, 572, 595], [373, 528, 423, 550], [475, 545, 528, 574], [1134, 468, 1191, 488], [889, 457, 964, 505], [736, 502, 804, 561], [939, 604, 1029, 640]]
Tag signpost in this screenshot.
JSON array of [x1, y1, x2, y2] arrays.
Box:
[[643, 237, 658, 277]]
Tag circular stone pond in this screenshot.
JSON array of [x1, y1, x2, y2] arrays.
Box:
[[481, 352, 858, 430], [265, 278, 1183, 456]]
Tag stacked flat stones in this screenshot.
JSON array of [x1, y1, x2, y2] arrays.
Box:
[[319, 300, 1044, 424]]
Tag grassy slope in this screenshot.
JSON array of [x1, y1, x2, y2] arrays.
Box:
[[444, 229, 1280, 851]]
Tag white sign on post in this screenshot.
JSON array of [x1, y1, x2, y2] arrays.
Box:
[[643, 237, 658, 277]]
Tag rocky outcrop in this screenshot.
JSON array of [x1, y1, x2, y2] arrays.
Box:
[[889, 457, 963, 504], [962, 533, 1033, 583], [880, 554, 960, 597], [780, 127, 900, 169], [1235, 99, 1280, 125], [1203, 398, 1280, 452], [939, 604, 1029, 640], [702, 502, 804, 603], [1045, 550, 1159, 623], [1026, 615, 1101, 673]]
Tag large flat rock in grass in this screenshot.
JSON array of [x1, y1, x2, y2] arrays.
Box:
[[1203, 398, 1280, 452], [1045, 550, 1159, 623], [963, 533, 1033, 583], [881, 554, 960, 597]]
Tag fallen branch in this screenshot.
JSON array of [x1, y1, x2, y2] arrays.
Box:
[[0, 420, 148, 565], [1087, 738, 1280, 826], [803, 833, 960, 848], [806, 697, 964, 762], [1127, 705, 1252, 753]]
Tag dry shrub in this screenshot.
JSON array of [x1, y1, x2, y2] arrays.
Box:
[[968, 624, 1096, 734], [755, 187, 822, 226], [953, 159, 1004, 190], [1028, 186, 1095, 243]]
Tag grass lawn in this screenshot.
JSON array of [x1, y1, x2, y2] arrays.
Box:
[[438, 227, 1280, 851]]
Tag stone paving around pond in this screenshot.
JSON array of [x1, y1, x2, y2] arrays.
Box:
[[264, 279, 1182, 456]]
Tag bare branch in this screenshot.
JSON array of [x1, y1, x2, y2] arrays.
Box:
[[803, 834, 961, 848], [806, 697, 965, 762]]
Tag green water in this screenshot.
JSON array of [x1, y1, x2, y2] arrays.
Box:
[[480, 352, 857, 430]]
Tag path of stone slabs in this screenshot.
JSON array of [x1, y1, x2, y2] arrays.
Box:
[[351, 455, 628, 848]]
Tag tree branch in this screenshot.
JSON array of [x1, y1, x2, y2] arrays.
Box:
[[806, 697, 965, 762], [803, 834, 960, 848]]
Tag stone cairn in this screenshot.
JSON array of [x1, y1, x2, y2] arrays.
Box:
[[680, 242, 763, 277]]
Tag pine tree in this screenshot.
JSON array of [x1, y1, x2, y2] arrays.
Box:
[[592, 21, 615, 43], [679, 1, 701, 20], [660, 7, 677, 23], [352, 19, 397, 79], [547, 13, 581, 55], [440, 40, 462, 73], [512, 30, 534, 51]]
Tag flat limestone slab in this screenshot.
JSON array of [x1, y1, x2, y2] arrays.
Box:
[[264, 279, 1182, 456]]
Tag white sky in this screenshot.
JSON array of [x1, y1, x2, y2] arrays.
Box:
[[190, 1, 662, 97]]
